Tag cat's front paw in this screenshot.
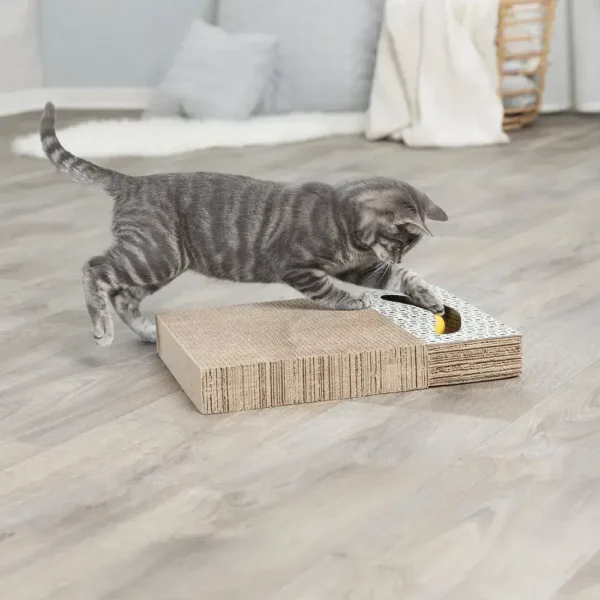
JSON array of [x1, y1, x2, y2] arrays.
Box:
[[337, 292, 372, 310], [410, 286, 444, 315]]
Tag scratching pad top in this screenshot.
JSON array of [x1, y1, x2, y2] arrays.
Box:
[[159, 298, 422, 368], [370, 287, 518, 344]]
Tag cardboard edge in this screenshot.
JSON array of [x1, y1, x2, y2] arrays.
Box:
[[156, 314, 209, 414]]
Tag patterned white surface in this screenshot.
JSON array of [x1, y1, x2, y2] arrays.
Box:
[[369, 287, 520, 345]]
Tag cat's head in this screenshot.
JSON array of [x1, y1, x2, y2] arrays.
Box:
[[351, 178, 448, 263]]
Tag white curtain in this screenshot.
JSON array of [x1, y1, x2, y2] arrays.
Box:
[[543, 0, 600, 113], [0, 0, 42, 93]]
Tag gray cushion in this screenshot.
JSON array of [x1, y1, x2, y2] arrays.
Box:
[[217, 0, 384, 114], [147, 20, 277, 119]]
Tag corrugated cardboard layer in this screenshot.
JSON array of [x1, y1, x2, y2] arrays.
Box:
[[427, 337, 522, 386]]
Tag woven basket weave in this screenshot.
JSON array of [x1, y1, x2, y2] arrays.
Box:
[[497, 0, 557, 130]]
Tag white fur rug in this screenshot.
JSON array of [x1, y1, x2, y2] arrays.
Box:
[[12, 112, 365, 159]]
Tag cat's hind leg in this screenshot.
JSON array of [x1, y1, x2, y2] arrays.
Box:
[[81, 255, 116, 347], [82, 242, 179, 346]]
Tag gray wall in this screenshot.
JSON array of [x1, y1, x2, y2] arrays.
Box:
[[39, 0, 215, 87], [542, 0, 600, 112], [570, 0, 600, 111], [542, 0, 572, 112], [0, 0, 42, 92]]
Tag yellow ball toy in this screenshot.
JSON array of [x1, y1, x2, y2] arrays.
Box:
[[434, 314, 446, 335], [433, 306, 462, 335]]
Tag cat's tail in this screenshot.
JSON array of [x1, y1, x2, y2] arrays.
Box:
[[40, 102, 127, 193]]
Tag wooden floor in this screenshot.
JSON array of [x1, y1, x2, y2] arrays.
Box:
[[1, 110, 600, 600]]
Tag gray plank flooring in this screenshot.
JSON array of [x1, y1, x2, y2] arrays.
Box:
[[1, 109, 599, 600]]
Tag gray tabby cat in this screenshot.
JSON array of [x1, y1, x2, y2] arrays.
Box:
[[40, 102, 448, 347]]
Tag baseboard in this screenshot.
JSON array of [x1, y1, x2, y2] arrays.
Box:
[[540, 103, 572, 114], [541, 101, 600, 114], [574, 101, 600, 114], [0, 87, 151, 117]]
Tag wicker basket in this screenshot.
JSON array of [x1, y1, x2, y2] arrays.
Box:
[[497, 0, 557, 130]]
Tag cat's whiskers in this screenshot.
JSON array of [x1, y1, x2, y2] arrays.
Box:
[[365, 259, 391, 284]]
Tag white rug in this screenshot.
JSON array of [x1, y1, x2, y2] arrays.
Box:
[[12, 112, 365, 159]]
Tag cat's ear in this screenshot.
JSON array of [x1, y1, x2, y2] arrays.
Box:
[[398, 217, 432, 236], [424, 198, 448, 222]]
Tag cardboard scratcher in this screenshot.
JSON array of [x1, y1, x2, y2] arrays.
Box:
[[156, 288, 522, 414]]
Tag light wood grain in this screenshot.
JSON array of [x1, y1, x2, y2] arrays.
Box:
[[1, 110, 599, 599]]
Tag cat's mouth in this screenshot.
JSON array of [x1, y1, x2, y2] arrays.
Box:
[[379, 294, 462, 334]]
